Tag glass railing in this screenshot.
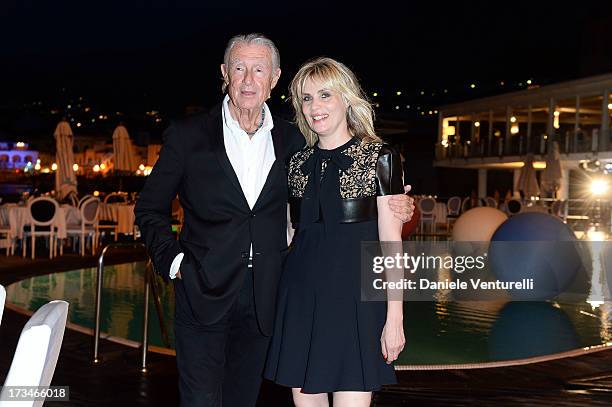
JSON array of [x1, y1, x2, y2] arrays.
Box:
[[436, 129, 612, 161]]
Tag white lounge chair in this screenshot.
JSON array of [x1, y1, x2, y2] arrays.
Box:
[[0, 284, 5, 327], [0, 300, 69, 407]]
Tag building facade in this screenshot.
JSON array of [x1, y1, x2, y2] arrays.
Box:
[[436, 73, 612, 200], [0, 142, 39, 170]]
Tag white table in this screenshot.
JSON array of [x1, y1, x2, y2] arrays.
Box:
[[99, 203, 135, 234], [0, 204, 14, 227]]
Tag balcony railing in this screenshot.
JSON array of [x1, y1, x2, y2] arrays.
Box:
[[436, 128, 612, 161]]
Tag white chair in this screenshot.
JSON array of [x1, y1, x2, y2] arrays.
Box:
[[98, 193, 127, 241], [461, 197, 471, 213], [66, 197, 100, 256], [446, 196, 462, 233], [485, 196, 498, 208], [0, 284, 5, 327], [77, 194, 93, 209], [417, 197, 437, 234], [104, 192, 127, 204], [66, 192, 79, 207], [0, 300, 69, 407], [22, 197, 59, 260], [507, 199, 523, 216], [0, 222, 13, 256], [550, 200, 568, 221], [461, 196, 485, 213]]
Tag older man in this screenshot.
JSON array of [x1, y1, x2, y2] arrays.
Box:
[[135, 33, 413, 407]]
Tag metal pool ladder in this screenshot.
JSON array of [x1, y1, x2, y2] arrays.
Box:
[[92, 242, 171, 373]]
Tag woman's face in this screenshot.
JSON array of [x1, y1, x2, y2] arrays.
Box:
[[301, 77, 348, 138]]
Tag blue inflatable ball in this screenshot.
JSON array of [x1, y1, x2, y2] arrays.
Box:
[[488, 302, 579, 361], [488, 212, 585, 300]]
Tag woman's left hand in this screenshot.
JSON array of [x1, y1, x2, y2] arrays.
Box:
[[380, 319, 405, 364]]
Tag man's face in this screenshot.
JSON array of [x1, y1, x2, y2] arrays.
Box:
[[221, 43, 280, 112]]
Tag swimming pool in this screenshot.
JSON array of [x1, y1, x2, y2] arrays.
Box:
[[5, 262, 175, 354], [5, 262, 611, 368]]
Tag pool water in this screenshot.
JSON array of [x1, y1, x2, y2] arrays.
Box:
[[5, 262, 611, 366], [6, 263, 175, 350]]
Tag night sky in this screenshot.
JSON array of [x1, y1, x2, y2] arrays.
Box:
[[2, 1, 612, 116]]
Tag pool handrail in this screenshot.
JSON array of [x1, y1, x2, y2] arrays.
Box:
[[93, 242, 170, 373], [141, 257, 171, 373]]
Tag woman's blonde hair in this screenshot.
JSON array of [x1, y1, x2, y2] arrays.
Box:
[[290, 57, 380, 146]]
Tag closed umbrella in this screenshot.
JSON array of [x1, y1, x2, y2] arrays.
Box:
[[518, 153, 540, 198], [541, 141, 563, 197], [54, 120, 77, 200], [112, 124, 137, 172]]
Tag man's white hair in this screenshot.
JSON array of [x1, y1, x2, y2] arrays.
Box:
[[222, 33, 280, 93]]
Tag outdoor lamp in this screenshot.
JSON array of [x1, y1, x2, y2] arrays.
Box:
[[590, 179, 608, 196]]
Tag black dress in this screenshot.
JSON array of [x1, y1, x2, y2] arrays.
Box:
[[264, 137, 405, 393]]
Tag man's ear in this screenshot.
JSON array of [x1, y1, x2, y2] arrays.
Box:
[[221, 64, 229, 82], [270, 68, 281, 90]]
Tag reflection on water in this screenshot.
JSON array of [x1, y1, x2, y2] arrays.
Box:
[[489, 302, 580, 360], [5, 262, 611, 365], [5, 262, 175, 348], [398, 299, 610, 365]]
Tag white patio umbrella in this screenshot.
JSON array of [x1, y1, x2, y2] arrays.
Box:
[[54, 120, 77, 200], [518, 153, 540, 198], [112, 124, 137, 172], [541, 141, 563, 197]]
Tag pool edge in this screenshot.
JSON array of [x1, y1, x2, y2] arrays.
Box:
[[7, 300, 611, 370], [4, 301, 176, 357], [394, 341, 612, 370]]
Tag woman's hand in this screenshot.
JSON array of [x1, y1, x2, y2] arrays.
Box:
[[388, 185, 415, 223], [380, 318, 405, 364]]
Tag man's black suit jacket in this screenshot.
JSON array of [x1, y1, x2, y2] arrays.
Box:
[[135, 103, 305, 336]]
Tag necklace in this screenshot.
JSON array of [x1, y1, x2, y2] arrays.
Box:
[[245, 107, 265, 136]]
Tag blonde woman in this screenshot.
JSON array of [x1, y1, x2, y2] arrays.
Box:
[[264, 57, 405, 406]]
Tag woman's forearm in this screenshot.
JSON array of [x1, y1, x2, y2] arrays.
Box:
[[386, 300, 403, 321]]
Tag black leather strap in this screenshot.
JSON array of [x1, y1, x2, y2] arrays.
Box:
[[290, 196, 378, 225], [340, 197, 378, 223]]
